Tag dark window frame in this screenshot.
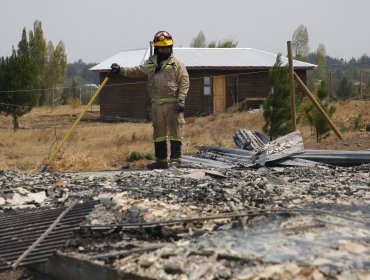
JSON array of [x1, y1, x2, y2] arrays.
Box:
[[203, 77, 212, 96], [227, 74, 239, 104]]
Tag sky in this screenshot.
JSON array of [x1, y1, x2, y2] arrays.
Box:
[[1, 0, 369, 64]]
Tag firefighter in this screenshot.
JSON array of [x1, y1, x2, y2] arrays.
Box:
[[111, 31, 189, 169]]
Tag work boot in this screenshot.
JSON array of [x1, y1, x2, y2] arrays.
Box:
[[146, 140, 168, 170], [169, 159, 181, 168], [146, 160, 169, 170], [170, 140, 182, 168]]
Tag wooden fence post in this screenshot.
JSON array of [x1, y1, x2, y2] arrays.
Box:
[[287, 41, 296, 131]]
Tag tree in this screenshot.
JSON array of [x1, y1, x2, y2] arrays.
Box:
[[28, 20, 47, 104], [315, 43, 327, 81], [0, 20, 67, 129], [42, 41, 67, 105], [26, 20, 67, 106], [67, 59, 99, 84], [262, 54, 293, 140], [0, 54, 37, 130], [0, 26, 38, 129], [17, 28, 30, 59], [306, 52, 370, 100], [28, 20, 68, 106], [336, 77, 353, 100], [190, 31, 207, 48], [292, 25, 309, 61], [303, 81, 336, 142]]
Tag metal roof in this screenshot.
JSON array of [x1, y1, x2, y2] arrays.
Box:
[[90, 47, 316, 71]]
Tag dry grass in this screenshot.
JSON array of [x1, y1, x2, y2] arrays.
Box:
[[0, 100, 369, 172], [299, 99, 370, 150]]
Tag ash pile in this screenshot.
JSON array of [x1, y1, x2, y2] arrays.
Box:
[[0, 130, 370, 280]]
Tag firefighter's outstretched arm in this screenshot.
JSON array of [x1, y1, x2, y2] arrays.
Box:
[[111, 62, 150, 78]]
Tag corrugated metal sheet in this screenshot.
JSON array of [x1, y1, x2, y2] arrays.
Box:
[[90, 48, 316, 71]]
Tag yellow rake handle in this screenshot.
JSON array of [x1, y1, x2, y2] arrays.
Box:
[[40, 70, 113, 173]]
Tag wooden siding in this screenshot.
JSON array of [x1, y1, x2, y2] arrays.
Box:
[[99, 73, 148, 120], [99, 68, 309, 120]]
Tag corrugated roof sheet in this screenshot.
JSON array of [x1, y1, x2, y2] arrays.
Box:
[[90, 47, 316, 71]]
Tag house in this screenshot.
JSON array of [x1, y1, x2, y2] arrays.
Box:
[[90, 48, 316, 121]]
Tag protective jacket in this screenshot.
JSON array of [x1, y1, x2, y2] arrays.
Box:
[[121, 54, 189, 104], [120, 53, 189, 165]]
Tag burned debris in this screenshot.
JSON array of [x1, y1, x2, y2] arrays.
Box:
[[0, 163, 369, 279], [0, 201, 97, 271], [0, 130, 369, 279]]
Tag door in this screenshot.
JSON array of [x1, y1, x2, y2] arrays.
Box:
[[213, 76, 226, 113]]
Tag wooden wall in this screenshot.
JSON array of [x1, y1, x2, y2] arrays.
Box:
[[99, 74, 148, 120]]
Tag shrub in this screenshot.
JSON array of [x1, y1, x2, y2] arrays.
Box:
[[353, 114, 363, 130], [127, 151, 155, 162], [66, 97, 80, 109]]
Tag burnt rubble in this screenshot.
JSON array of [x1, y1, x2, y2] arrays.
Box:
[[0, 162, 369, 279]]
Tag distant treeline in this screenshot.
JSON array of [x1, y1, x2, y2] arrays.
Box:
[[66, 59, 99, 85], [307, 53, 370, 100]]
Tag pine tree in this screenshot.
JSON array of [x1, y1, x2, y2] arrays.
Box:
[[0, 54, 37, 130], [263, 54, 293, 140], [17, 28, 30, 59], [303, 81, 336, 142], [336, 77, 353, 100]]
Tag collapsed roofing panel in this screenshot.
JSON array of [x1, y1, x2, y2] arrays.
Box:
[[183, 129, 370, 168]]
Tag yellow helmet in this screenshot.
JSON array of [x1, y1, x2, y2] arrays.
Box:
[[153, 31, 174, 47]]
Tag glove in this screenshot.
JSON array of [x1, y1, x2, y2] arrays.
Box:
[[176, 101, 185, 113], [111, 63, 121, 74]]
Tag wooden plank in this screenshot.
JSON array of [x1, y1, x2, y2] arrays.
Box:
[[287, 41, 297, 131]]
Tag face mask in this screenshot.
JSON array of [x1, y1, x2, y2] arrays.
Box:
[[157, 52, 171, 61]]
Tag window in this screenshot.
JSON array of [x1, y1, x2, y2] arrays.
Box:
[[203, 77, 212, 96]]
